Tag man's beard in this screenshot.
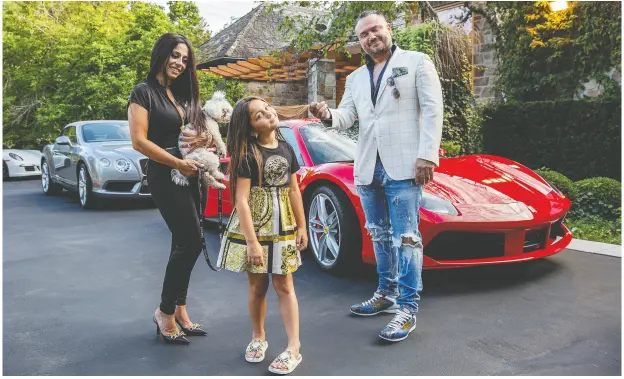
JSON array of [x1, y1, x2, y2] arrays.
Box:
[[367, 38, 390, 55]]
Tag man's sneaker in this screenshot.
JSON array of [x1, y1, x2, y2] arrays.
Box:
[[350, 292, 399, 316], [378, 307, 417, 342]]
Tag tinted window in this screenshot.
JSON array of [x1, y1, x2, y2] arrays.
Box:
[[82, 122, 130, 142], [279, 127, 305, 166], [299, 123, 356, 165]]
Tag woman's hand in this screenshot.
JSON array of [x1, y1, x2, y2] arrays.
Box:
[[180, 130, 209, 153], [247, 241, 265, 267], [296, 228, 308, 251], [176, 158, 204, 177]]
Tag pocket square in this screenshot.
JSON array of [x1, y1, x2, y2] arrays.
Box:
[[392, 67, 408, 77]]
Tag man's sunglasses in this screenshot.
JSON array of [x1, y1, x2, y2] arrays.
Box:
[[387, 76, 401, 99]]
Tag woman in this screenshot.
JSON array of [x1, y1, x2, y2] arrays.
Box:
[[128, 33, 209, 345]]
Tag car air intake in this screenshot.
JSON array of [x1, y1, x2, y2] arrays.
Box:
[[424, 231, 505, 261], [549, 216, 566, 239], [524, 227, 548, 253], [104, 181, 136, 192]]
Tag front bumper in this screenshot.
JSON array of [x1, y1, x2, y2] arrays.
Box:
[[92, 177, 151, 199], [6, 162, 42, 177]]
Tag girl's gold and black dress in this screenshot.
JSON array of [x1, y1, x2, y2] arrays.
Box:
[[217, 140, 302, 275]]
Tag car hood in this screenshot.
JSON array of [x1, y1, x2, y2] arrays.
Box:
[[431, 155, 556, 205], [91, 142, 145, 160]]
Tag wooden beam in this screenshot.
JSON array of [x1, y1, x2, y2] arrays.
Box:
[[248, 58, 271, 68], [344, 66, 359, 70], [217, 65, 245, 75], [259, 55, 281, 65], [335, 68, 348, 73], [227, 63, 251, 74], [237, 61, 263, 71], [208, 67, 234, 77]]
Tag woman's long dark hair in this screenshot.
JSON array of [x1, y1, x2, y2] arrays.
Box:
[[227, 96, 285, 206], [148, 33, 206, 132]]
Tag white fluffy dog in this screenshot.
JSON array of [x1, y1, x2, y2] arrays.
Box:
[[171, 91, 230, 190]]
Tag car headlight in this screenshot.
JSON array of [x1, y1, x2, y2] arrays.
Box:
[[8, 153, 23, 161], [115, 158, 131, 173], [420, 192, 458, 216], [100, 158, 111, 167], [544, 180, 564, 196]]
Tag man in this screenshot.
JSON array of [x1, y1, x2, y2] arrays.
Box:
[[309, 10, 443, 342]]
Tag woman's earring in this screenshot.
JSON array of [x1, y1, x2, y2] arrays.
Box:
[[251, 132, 258, 138]]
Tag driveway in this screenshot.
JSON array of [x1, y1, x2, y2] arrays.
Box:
[[3, 179, 621, 375]]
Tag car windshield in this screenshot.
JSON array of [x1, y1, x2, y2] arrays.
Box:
[[82, 123, 130, 142], [299, 123, 356, 165]]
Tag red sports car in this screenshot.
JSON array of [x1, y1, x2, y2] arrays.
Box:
[[205, 119, 573, 272]]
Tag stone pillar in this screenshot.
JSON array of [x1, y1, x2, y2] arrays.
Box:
[[307, 58, 336, 115], [472, 11, 497, 103]]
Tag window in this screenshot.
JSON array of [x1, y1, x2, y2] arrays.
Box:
[[279, 127, 305, 166], [81, 122, 130, 143], [63, 126, 78, 144]]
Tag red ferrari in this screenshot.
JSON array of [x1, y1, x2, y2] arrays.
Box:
[[205, 119, 573, 272]]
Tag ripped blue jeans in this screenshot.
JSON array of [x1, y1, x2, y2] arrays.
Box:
[[356, 157, 423, 314]]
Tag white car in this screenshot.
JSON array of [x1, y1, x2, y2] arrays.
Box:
[[3, 149, 43, 180]]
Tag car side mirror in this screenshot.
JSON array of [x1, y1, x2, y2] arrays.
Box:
[[55, 136, 71, 146]]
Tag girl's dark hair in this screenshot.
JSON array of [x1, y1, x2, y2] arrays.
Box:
[[227, 96, 285, 206], [148, 33, 206, 132]]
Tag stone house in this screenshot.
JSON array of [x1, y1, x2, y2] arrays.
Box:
[[196, 2, 497, 109]]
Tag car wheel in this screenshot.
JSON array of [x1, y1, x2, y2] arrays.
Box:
[[306, 185, 362, 273], [41, 159, 62, 195], [3, 162, 9, 181], [78, 163, 97, 209]]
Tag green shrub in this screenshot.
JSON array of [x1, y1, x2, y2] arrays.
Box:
[[570, 177, 621, 221], [440, 141, 461, 157], [535, 168, 578, 201], [482, 99, 621, 181], [566, 216, 621, 245]]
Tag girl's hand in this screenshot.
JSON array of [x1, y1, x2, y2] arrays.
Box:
[[296, 228, 308, 250], [176, 158, 204, 177], [247, 240, 265, 267]]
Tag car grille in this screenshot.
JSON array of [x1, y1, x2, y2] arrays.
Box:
[[424, 231, 506, 261], [139, 158, 149, 175], [25, 165, 37, 172], [104, 181, 136, 192], [524, 227, 548, 253]]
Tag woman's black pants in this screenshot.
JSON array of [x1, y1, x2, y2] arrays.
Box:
[[147, 157, 202, 315]]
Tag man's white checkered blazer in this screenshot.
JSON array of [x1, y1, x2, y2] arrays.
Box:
[[327, 46, 444, 186]]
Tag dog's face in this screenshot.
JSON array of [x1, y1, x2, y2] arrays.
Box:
[[203, 98, 233, 123]]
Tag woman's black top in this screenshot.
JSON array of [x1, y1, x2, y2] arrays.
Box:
[[127, 78, 186, 149]]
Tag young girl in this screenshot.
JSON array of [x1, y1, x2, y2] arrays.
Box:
[[217, 97, 308, 375]]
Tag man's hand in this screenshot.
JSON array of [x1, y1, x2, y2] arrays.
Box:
[[309, 101, 331, 120], [415, 158, 435, 185]]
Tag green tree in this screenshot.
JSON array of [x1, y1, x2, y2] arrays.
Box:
[[2, 1, 243, 149], [467, 1, 621, 101], [167, 1, 211, 47]]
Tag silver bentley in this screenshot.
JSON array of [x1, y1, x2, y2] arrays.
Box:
[[41, 120, 150, 209]]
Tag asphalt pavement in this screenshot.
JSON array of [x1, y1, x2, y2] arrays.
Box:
[[3, 178, 621, 375]]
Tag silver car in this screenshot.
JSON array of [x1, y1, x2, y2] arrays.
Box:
[[41, 120, 150, 209]]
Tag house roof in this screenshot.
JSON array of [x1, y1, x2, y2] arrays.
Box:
[[197, 3, 327, 69]]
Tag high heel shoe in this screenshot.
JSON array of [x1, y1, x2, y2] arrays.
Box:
[[153, 317, 190, 345], [175, 318, 208, 336]]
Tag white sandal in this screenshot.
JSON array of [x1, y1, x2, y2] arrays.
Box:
[[245, 339, 268, 363], [268, 350, 303, 375]]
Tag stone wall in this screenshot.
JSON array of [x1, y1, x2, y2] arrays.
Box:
[[245, 80, 308, 106], [472, 11, 497, 102]]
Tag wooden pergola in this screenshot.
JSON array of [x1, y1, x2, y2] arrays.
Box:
[[202, 43, 363, 104]]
